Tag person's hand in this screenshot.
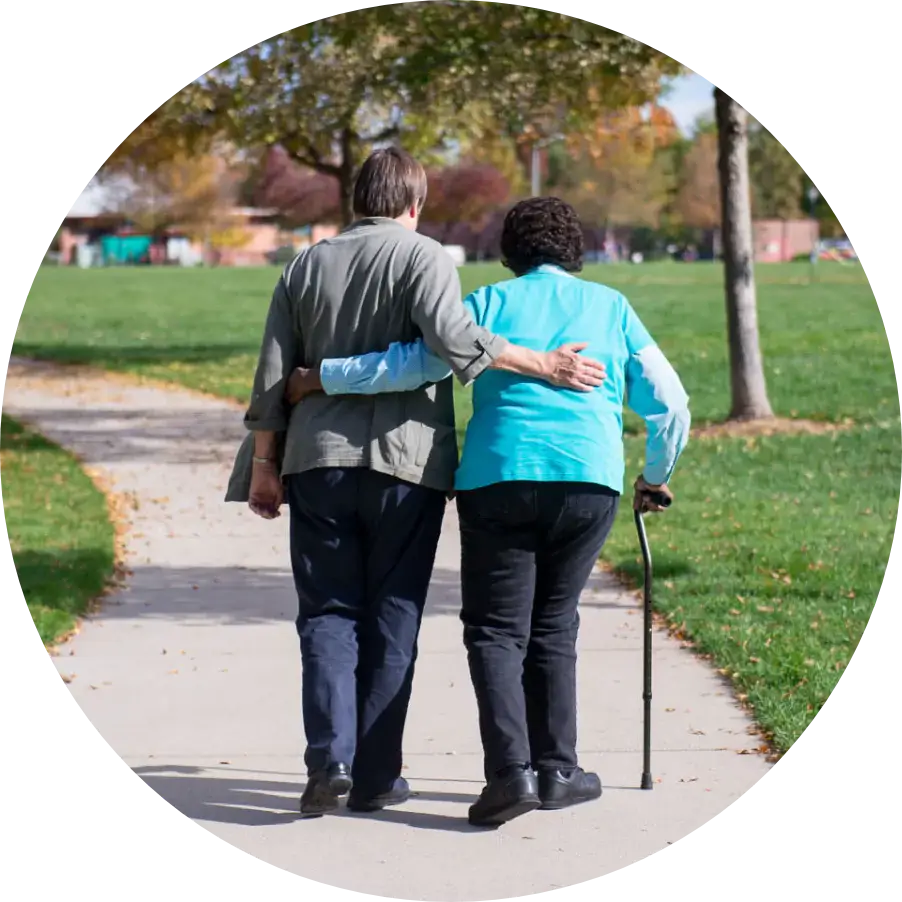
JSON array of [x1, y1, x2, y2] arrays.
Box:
[[542, 343, 606, 391], [285, 366, 323, 405], [248, 460, 283, 519], [633, 475, 673, 513]]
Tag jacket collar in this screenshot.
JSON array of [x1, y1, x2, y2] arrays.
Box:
[[531, 263, 575, 277]]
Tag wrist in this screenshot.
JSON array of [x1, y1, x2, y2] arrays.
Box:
[[535, 349, 554, 378]]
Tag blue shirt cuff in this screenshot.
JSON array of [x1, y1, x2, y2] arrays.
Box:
[[319, 359, 346, 395]]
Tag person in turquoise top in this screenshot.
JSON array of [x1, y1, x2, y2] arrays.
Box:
[[286, 197, 690, 827]]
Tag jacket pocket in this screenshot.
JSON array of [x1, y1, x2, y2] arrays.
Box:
[[415, 423, 458, 469]]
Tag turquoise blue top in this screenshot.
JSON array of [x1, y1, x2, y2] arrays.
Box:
[[319, 265, 690, 494]]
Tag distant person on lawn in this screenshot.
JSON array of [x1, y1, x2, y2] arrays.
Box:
[[228, 150, 607, 818], [285, 197, 690, 826]]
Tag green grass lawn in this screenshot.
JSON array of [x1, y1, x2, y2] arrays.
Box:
[[14, 260, 900, 749], [1, 415, 116, 645]]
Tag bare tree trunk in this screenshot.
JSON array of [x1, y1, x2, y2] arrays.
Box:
[[715, 88, 774, 421]]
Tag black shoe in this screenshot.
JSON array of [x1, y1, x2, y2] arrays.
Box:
[[468, 765, 541, 827], [300, 763, 353, 817], [347, 776, 411, 813], [538, 767, 602, 810]]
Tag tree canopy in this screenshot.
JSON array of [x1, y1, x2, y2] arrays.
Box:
[[103, 3, 682, 224]]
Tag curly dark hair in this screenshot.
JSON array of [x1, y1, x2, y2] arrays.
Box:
[[500, 197, 584, 277]]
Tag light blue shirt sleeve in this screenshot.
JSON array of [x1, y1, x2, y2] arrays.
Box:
[[317, 290, 486, 395], [622, 297, 691, 485], [319, 340, 452, 395]]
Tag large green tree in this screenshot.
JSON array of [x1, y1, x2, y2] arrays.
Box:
[[747, 120, 804, 219], [104, 3, 681, 225]]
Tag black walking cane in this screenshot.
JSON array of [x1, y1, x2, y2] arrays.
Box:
[[635, 489, 672, 790]]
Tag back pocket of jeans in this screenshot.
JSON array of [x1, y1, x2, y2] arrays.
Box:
[[564, 491, 618, 521]]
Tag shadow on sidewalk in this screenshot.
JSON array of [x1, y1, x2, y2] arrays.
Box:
[[134, 764, 489, 833], [128, 764, 638, 833], [91, 563, 466, 627], [135, 764, 301, 826]]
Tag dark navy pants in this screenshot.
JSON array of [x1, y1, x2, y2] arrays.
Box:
[[286, 468, 445, 795], [457, 481, 619, 781]]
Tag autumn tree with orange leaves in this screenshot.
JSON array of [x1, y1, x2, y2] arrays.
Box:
[[673, 131, 721, 229], [545, 105, 680, 231]]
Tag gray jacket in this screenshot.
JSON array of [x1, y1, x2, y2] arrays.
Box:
[[226, 218, 507, 500]]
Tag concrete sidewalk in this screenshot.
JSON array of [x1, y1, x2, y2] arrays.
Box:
[[5, 360, 770, 901]]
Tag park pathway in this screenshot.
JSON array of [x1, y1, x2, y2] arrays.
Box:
[[4, 358, 770, 901]]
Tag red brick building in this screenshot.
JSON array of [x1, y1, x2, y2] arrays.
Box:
[[753, 219, 819, 262]]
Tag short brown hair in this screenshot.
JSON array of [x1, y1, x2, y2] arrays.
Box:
[[353, 148, 427, 219]]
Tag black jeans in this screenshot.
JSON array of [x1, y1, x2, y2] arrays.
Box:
[[286, 468, 445, 794], [457, 481, 619, 780]]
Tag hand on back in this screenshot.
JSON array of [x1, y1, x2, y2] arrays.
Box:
[[543, 343, 606, 391]]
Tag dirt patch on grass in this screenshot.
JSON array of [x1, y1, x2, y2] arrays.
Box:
[[693, 416, 855, 440]]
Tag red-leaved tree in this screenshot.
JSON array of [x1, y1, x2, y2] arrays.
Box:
[[245, 146, 342, 227], [421, 163, 512, 242]]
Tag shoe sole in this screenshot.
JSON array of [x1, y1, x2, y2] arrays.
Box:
[[539, 791, 602, 811], [347, 788, 411, 813], [300, 773, 354, 818], [469, 796, 541, 828]]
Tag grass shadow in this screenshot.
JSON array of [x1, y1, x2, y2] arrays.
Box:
[[615, 556, 695, 584]]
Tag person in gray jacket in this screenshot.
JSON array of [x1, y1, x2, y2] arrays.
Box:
[[231, 148, 605, 817]]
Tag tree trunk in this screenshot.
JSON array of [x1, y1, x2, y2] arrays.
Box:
[[715, 87, 774, 421], [338, 175, 354, 227], [338, 127, 356, 227]]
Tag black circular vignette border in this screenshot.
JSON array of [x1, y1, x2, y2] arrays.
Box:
[[3, 3, 897, 898]]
